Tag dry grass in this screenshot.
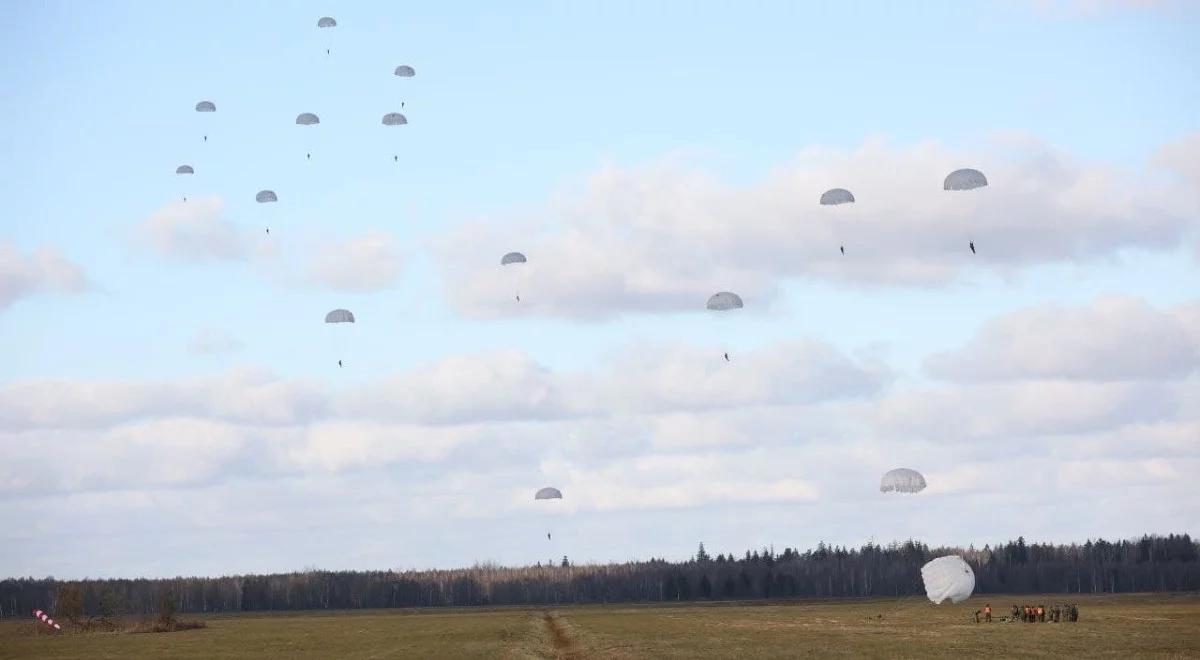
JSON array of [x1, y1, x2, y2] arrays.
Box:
[[1, 593, 1196, 659]]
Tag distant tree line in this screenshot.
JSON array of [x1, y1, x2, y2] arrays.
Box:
[[2, 534, 1195, 618]]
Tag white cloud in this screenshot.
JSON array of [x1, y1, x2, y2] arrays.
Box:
[[140, 197, 250, 262], [307, 230, 404, 292], [439, 138, 1196, 319], [0, 242, 89, 311], [925, 297, 1200, 382]]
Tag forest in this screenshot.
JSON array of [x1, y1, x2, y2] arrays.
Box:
[[2, 534, 1196, 619]]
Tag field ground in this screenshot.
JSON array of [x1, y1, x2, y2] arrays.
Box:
[[2, 593, 1198, 659]]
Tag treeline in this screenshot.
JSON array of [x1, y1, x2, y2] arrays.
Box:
[[2, 534, 1196, 618]]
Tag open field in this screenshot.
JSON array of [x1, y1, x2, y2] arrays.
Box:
[[2, 593, 1198, 659]]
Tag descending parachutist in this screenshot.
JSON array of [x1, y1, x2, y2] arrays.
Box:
[[326, 48, 330, 55], [182, 196, 187, 203], [547, 533, 551, 541], [338, 360, 343, 368], [265, 227, 270, 235], [306, 153, 311, 161], [516, 294, 520, 302], [724, 352, 730, 362], [203, 135, 207, 142], [840, 245, 845, 255], [969, 241, 976, 255], [393, 154, 398, 163]]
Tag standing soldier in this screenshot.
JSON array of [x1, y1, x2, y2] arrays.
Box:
[[983, 603, 992, 622]]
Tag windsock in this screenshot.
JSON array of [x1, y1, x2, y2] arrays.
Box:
[[33, 609, 61, 630]]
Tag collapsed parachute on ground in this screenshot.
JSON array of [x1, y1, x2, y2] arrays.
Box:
[[921, 556, 976, 604], [535, 487, 562, 500], [317, 16, 337, 28], [501, 252, 527, 265], [176, 165, 194, 175], [820, 188, 855, 205], [296, 113, 320, 125], [255, 190, 277, 203], [880, 468, 926, 493], [195, 101, 216, 112], [325, 309, 355, 324], [382, 112, 408, 126], [394, 65, 416, 77], [706, 291, 744, 311], [944, 168, 988, 191]]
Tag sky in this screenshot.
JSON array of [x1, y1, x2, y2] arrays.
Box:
[[1, 0, 1198, 579]]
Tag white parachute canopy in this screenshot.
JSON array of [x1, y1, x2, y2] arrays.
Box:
[[296, 112, 320, 125], [535, 487, 562, 500], [943, 168, 988, 191], [394, 65, 416, 77], [317, 16, 337, 28], [175, 165, 194, 175], [325, 309, 355, 324], [706, 291, 743, 311], [880, 468, 926, 493], [255, 190, 278, 203], [195, 101, 216, 112], [820, 188, 855, 205], [501, 251, 527, 265], [382, 112, 408, 126], [921, 555, 976, 604]]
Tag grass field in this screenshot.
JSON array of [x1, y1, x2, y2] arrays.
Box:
[[2, 593, 1197, 659]]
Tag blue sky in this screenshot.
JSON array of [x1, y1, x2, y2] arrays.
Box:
[[1, 0, 1198, 578]]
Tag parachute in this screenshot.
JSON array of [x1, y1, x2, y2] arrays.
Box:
[[382, 112, 408, 126], [255, 190, 278, 203], [394, 65, 416, 77], [175, 165, 194, 175], [317, 16, 337, 28], [706, 291, 743, 311], [195, 101, 216, 112], [820, 188, 855, 205], [921, 556, 976, 604], [535, 487, 562, 500], [296, 112, 320, 125], [325, 309, 355, 323], [880, 468, 926, 493], [501, 252, 527, 265], [943, 168, 988, 191], [501, 253, 528, 301]]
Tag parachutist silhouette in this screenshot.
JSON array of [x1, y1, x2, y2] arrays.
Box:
[[326, 48, 330, 55], [969, 241, 976, 254], [401, 102, 405, 109], [516, 294, 521, 302], [203, 135, 207, 142], [306, 152, 311, 160], [182, 196, 187, 202], [840, 245, 845, 255], [547, 533, 551, 541], [724, 352, 730, 362], [393, 154, 398, 163], [338, 360, 343, 368], [265, 227, 270, 235]]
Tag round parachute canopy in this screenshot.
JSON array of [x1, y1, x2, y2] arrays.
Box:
[[195, 101, 216, 112], [535, 487, 563, 500], [382, 112, 408, 126], [820, 188, 855, 205], [501, 252, 527, 265], [394, 65, 416, 77], [175, 165, 194, 175], [943, 168, 988, 191], [706, 291, 744, 311], [296, 112, 320, 125], [880, 468, 926, 493], [921, 555, 976, 604], [324, 309, 355, 324], [317, 16, 337, 28], [255, 190, 278, 203]]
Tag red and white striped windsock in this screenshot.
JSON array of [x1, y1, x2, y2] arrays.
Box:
[[32, 609, 62, 630]]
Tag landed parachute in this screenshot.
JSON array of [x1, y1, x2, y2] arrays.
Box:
[[943, 168, 988, 191], [195, 101, 216, 112], [382, 112, 408, 126], [325, 309, 355, 324], [921, 556, 976, 604], [255, 190, 278, 203], [820, 188, 855, 205], [394, 65, 416, 77], [501, 251, 527, 265], [317, 16, 337, 28], [175, 165, 194, 175], [535, 487, 562, 500], [706, 291, 743, 311], [880, 468, 926, 494], [296, 112, 320, 125]]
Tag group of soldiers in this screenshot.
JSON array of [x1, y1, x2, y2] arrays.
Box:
[[974, 603, 1080, 623]]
